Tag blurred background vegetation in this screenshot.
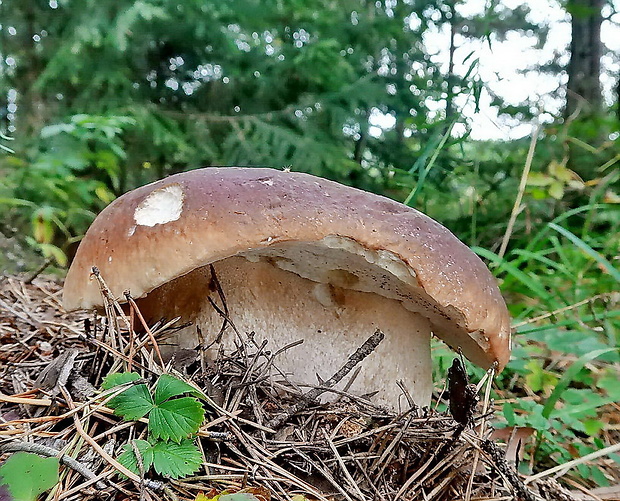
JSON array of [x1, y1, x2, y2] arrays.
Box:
[[1, 0, 619, 489]]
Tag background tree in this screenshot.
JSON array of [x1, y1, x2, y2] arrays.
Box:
[[2, 0, 617, 254], [564, 0, 609, 179], [566, 0, 604, 119]]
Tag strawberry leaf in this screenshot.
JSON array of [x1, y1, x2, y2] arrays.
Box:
[[101, 372, 141, 390], [0, 452, 59, 501], [149, 397, 204, 442], [118, 439, 201, 479], [104, 375, 154, 421], [118, 440, 154, 477], [110, 384, 154, 420], [150, 439, 202, 479], [154, 374, 200, 404]]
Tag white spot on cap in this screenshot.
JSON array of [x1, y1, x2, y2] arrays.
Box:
[[134, 184, 184, 227]]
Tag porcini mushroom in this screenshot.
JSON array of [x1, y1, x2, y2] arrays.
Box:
[[63, 167, 511, 408]]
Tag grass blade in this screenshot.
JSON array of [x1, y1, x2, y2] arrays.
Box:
[[516, 309, 620, 334], [542, 348, 618, 419], [473, 246, 553, 303], [548, 223, 620, 283]]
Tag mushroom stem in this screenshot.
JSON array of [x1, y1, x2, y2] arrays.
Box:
[[137, 255, 434, 409]]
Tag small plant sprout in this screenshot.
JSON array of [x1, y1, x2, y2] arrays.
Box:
[[101, 372, 206, 479]]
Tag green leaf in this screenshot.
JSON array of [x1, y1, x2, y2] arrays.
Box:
[[598, 375, 620, 400], [154, 374, 199, 405], [102, 373, 205, 439], [548, 181, 564, 200], [516, 309, 620, 335], [101, 372, 141, 390], [527, 171, 553, 187], [0, 452, 59, 501], [149, 397, 205, 442], [118, 440, 154, 477], [583, 419, 605, 436], [103, 373, 154, 421], [542, 348, 619, 419], [40, 123, 76, 138], [473, 246, 554, 303], [150, 439, 202, 479], [110, 384, 154, 421], [524, 360, 559, 393], [503, 403, 516, 426], [118, 439, 201, 479]]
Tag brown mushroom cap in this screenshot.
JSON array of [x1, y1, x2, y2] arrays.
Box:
[[63, 167, 511, 370]]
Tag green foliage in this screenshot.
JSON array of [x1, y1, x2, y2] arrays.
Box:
[[103, 372, 205, 479], [102, 372, 156, 421], [428, 132, 619, 484], [526, 160, 585, 200], [481, 164, 619, 480], [2, 0, 541, 220], [118, 439, 202, 480], [0, 114, 135, 265], [103, 373, 205, 442], [0, 452, 59, 501]]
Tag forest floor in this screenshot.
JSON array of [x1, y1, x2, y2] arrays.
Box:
[[0, 274, 618, 501]]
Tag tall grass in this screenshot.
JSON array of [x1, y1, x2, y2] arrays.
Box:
[[421, 125, 620, 485]]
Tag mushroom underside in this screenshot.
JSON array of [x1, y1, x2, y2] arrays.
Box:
[[134, 239, 453, 408]]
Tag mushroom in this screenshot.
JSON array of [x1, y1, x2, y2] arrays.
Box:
[[63, 167, 511, 408]]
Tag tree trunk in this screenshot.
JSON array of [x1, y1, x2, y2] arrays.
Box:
[[565, 0, 604, 180], [565, 0, 603, 119]]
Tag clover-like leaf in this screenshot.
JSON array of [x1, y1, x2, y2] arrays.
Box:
[[101, 372, 141, 390], [149, 397, 205, 442], [103, 373, 154, 421], [118, 439, 154, 477], [118, 439, 201, 480], [109, 384, 154, 421], [150, 439, 202, 479], [154, 374, 201, 404], [102, 373, 206, 437], [0, 452, 59, 501]]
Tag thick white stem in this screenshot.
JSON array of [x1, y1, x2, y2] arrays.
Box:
[[142, 255, 433, 409]]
